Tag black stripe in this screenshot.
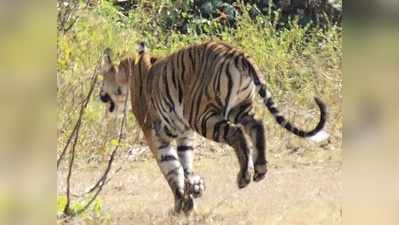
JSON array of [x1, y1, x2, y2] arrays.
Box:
[[276, 115, 285, 124], [223, 62, 233, 115], [213, 120, 225, 141], [269, 106, 278, 115], [188, 49, 202, 124], [161, 155, 178, 162], [159, 144, 169, 149], [239, 80, 252, 93], [201, 111, 217, 136], [193, 95, 204, 131], [138, 57, 143, 96], [175, 51, 181, 70], [180, 51, 186, 81], [163, 68, 175, 110], [259, 86, 266, 98], [214, 53, 234, 93], [188, 49, 195, 71], [245, 59, 260, 85], [166, 167, 179, 178], [177, 146, 193, 152], [284, 123, 292, 131], [253, 122, 265, 160], [242, 90, 253, 101], [156, 100, 173, 127], [171, 61, 177, 90], [242, 57, 248, 71], [215, 96, 223, 108], [155, 100, 168, 123], [265, 98, 274, 108], [164, 126, 178, 138], [223, 123, 230, 142], [178, 53, 185, 103], [213, 57, 224, 94], [178, 82, 183, 104], [200, 111, 212, 135], [233, 54, 240, 69], [234, 102, 251, 122]]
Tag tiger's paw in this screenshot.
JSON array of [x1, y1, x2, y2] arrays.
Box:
[[185, 174, 205, 199], [182, 196, 195, 215], [253, 163, 267, 182], [237, 167, 253, 189], [175, 195, 195, 215]]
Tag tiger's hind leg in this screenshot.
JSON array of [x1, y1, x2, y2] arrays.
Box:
[[239, 115, 267, 182], [199, 114, 253, 189], [228, 103, 268, 182], [152, 130, 194, 214], [176, 132, 205, 199]]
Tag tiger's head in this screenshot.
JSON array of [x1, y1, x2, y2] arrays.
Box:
[[99, 48, 131, 113], [99, 43, 158, 117]]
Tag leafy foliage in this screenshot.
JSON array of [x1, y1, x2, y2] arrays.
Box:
[[57, 195, 104, 217]]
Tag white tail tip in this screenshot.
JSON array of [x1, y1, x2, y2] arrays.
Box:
[[307, 130, 330, 143]]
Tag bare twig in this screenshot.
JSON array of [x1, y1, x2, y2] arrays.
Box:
[[57, 64, 99, 168], [60, 55, 131, 217], [57, 120, 78, 169], [62, 64, 100, 216]]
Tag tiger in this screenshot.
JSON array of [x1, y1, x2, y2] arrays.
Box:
[[99, 41, 329, 214]]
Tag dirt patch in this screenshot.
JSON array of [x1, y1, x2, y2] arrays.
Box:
[[58, 141, 341, 225]]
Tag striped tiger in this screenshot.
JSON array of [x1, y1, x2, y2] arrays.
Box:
[[99, 41, 328, 214]]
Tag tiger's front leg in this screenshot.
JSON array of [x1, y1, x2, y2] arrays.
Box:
[[152, 128, 194, 214], [177, 132, 205, 199]]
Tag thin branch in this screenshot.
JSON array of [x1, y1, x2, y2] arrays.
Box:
[[76, 167, 122, 197], [57, 64, 99, 168], [57, 120, 78, 169], [62, 64, 99, 216], [76, 75, 130, 215], [60, 55, 131, 217], [63, 120, 80, 215]]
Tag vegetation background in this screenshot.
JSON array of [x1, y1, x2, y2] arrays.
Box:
[[57, 0, 342, 224]]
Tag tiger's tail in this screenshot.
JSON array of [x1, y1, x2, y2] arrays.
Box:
[[245, 58, 329, 142]]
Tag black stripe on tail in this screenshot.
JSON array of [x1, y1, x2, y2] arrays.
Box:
[[259, 85, 327, 138]]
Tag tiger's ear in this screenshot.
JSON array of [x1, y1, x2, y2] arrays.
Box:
[[137, 41, 147, 54], [115, 58, 131, 85], [101, 47, 113, 72]]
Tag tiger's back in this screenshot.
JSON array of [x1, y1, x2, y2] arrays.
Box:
[[147, 41, 258, 136]]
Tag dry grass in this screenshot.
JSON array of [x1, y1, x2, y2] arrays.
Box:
[[58, 131, 341, 225]]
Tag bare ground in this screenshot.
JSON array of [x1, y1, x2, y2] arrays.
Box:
[[58, 138, 342, 225]]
